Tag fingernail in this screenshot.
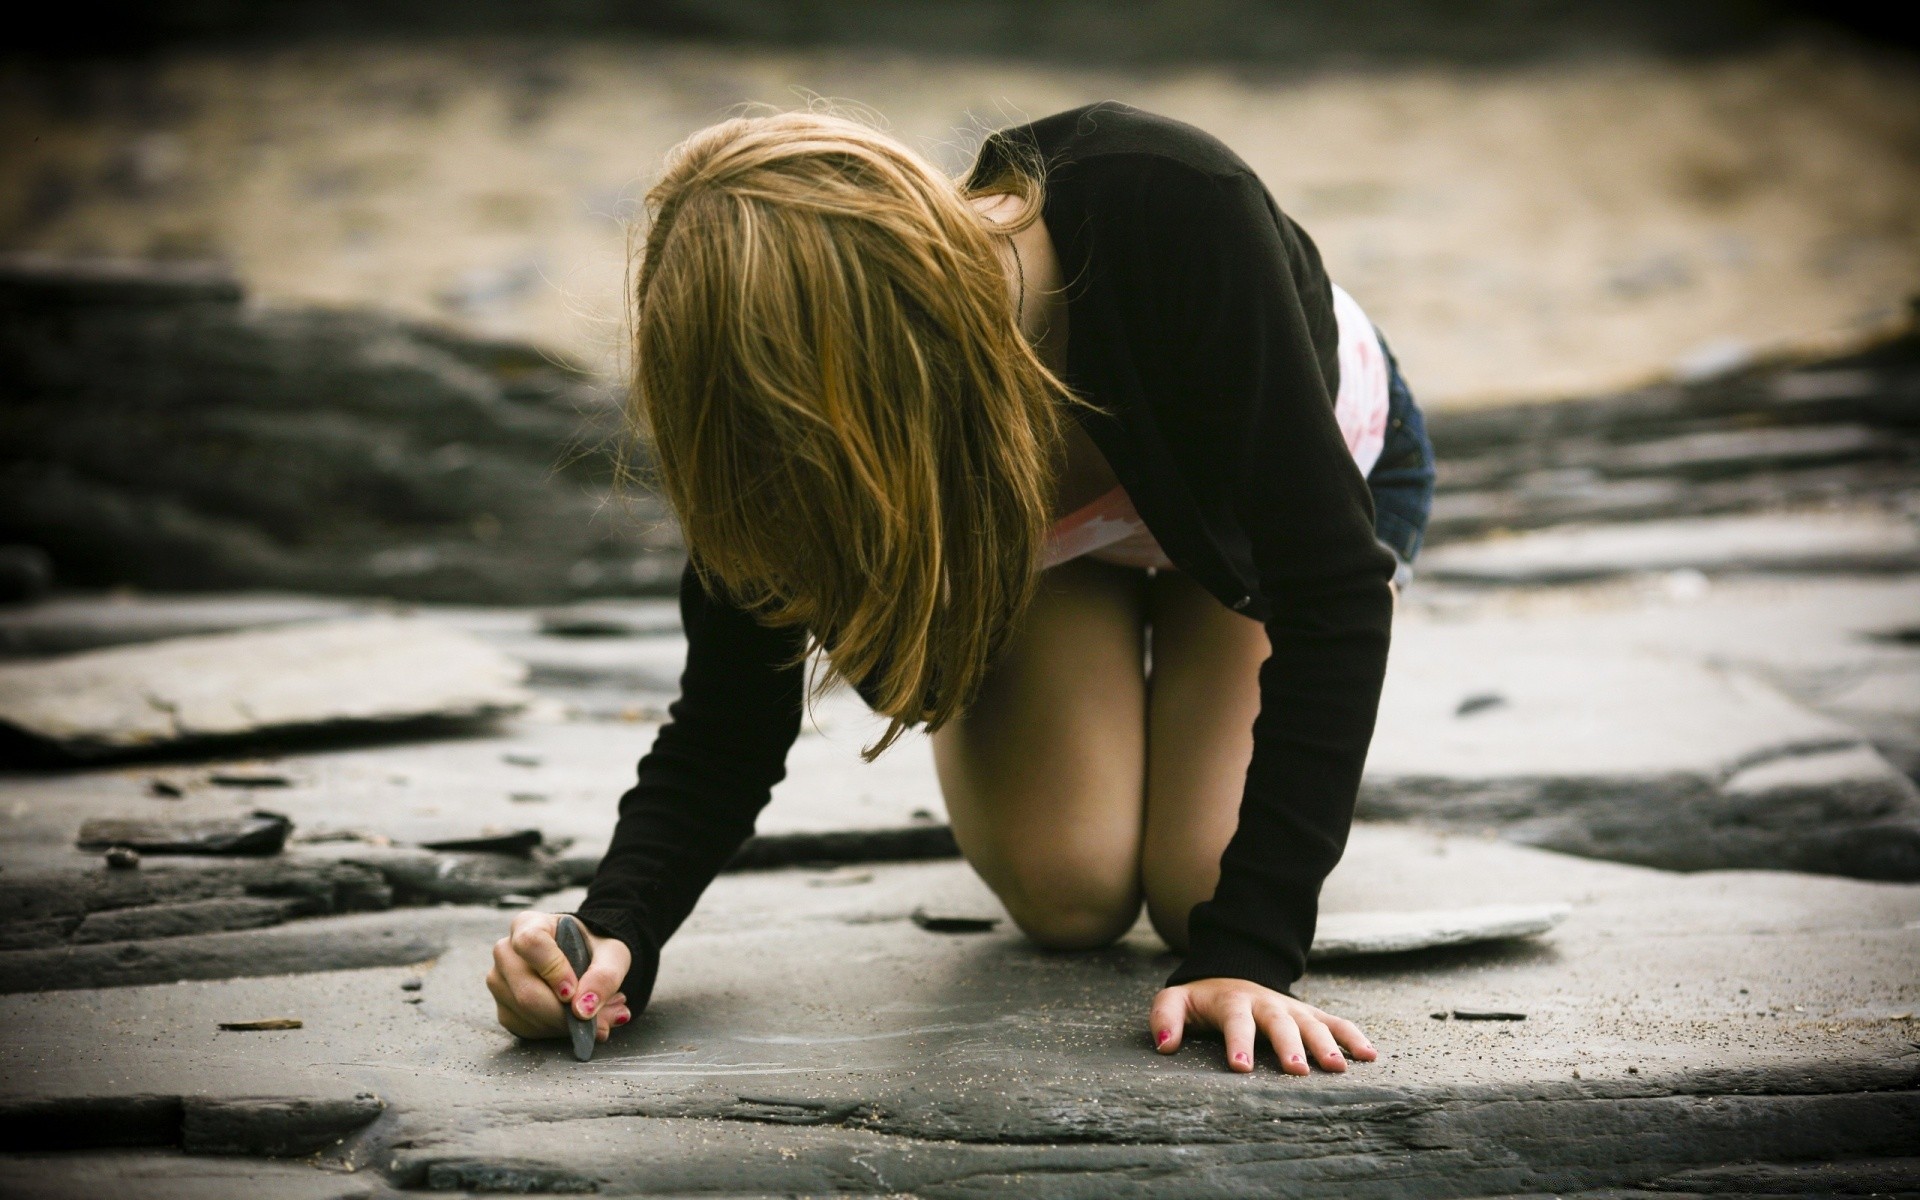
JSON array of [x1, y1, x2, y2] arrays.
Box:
[[614, 1012, 630, 1026], [1155, 1030, 1170, 1046], [578, 992, 597, 1016], [1289, 1054, 1305, 1065], [1233, 1052, 1250, 1066], [557, 982, 572, 1000]]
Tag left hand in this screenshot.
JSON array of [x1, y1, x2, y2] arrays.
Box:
[[1150, 977, 1377, 1075]]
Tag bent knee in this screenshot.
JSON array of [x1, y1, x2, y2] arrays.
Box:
[[978, 855, 1140, 951]]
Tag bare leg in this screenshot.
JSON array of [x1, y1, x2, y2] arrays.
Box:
[[1140, 569, 1268, 953], [930, 557, 1150, 949]]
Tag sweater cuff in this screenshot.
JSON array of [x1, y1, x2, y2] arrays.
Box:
[[1164, 902, 1303, 998], [573, 908, 662, 1012]]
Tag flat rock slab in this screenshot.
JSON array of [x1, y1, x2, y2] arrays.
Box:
[[0, 592, 384, 658], [1368, 574, 1920, 878], [1419, 510, 1920, 583], [0, 826, 1912, 1198], [1310, 902, 1569, 959], [0, 616, 529, 759], [0, 1152, 382, 1200]]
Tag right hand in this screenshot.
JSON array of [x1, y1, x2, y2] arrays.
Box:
[[487, 911, 635, 1044]]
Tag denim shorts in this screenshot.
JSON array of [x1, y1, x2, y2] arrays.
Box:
[[1364, 334, 1436, 584]]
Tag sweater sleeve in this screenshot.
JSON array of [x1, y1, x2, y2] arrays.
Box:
[[574, 560, 807, 1010], [1100, 160, 1396, 995]]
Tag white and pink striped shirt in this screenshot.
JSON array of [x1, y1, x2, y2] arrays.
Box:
[[1042, 283, 1389, 572]]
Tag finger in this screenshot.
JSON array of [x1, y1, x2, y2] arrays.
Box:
[[508, 914, 578, 1003], [495, 1002, 543, 1040], [1220, 998, 1257, 1073], [573, 931, 633, 1022], [1324, 1014, 1377, 1062], [1258, 1004, 1309, 1076], [1296, 1013, 1347, 1073], [1149, 988, 1188, 1054], [493, 938, 563, 1028], [594, 992, 629, 1042]]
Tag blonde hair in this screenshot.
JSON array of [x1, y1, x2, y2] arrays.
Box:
[[630, 110, 1069, 758]]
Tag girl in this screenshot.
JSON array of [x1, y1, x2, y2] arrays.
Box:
[[486, 101, 1435, 1075]]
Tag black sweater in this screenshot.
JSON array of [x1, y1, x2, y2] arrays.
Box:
[[577, 102, 1397, 1004]]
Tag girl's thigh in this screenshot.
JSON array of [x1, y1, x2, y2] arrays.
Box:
[[929, 557, 1151, 950], [1141, 569, 1267, 952]]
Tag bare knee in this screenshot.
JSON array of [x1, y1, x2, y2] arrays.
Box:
[[984, 853, 1140, 951], [1142, 855, 1216, 955]]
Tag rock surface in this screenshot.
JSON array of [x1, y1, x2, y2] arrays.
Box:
[[1418, 510, 1920, 583], [1366, 574, 1920, 878], [0, 256, 682, 605], [0, 615, 529, 759], [0, 827, 1912, 1197], [1309, 902, 1568, 959]]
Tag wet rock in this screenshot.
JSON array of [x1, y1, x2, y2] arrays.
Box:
[[555, 915, 595, 1063], [910, 907, 1000, 933], [0, 615, 529, 760], [0, 1150, 384, 1199], [370, 849, 565, 905], [1421, 331, 1920, 545], [0, 857, 394, 934], [0, 908, 448, 993], [418, 829, 542, 857], [1365, 601, 1920, 880], [77, 811, 293, 856], [418, 1158, 600, 1194], [181, 1093, 385, 1156], [1420, 511, 1920, 584], [537, 601, 679, 638], [0, 256, 680, 605], [73, 897, 300, 943], [0, 592, 379, 657], [1308, 903, 1568, 960]]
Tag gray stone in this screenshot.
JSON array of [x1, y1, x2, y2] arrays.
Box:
[[0, 828, 1914, 1196], [366, 850, 566, 906], [0, 1153, 384, 1200], [0, 908, 452, 993], [1419, 512, 1920, 584], [1364, 576, 1920, 879], [0, 256, 682, 606], [76, 812, 292, 857], [181, 1093, 386, 1157], [554, 915, 596, 1063], [72, 897, 300, 944], [0, 616, 530, 759], [0, 592, 380, 657], [1309, 903, 1568, 959]]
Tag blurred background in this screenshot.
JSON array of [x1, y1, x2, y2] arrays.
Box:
[[2, 0, 1917, 603]]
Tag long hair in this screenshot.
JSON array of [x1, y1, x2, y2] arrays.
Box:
[[630, 110, 1069, 759]]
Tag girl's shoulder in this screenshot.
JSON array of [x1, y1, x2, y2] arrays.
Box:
[[981, 102, 1256, 184]]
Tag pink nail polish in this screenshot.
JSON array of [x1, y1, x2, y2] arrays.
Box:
[[557, 983, 572, 1000], [1233, 1052, 1250, 1066], [1155, 1030, 1170, 1046], [578, 992, 597, 1016], [614, 1012, 630, 1026], [1289, 1054, 1305, 1065]]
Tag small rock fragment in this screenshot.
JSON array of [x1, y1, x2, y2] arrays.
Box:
[[400, 978, 423, 991], [419, 829, 542, 857], [1430, 1012, 1449, 1021], [219, 1018, 303, 1031], [77, 810, 292, 856], [502, 753, 543, 767], [103, 846, 140, 870], [495, 893, 536, 909], [554, 915, 595, 1063], [147, 779, 184, 798], [910, 907, 1000, 934], [1452, 1009, 1527, 1021], [208, 771, 291, 788], [1454, 692, 1508, 717]]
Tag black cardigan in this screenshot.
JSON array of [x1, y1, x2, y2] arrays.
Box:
[[577, 102, 1397, 1005]]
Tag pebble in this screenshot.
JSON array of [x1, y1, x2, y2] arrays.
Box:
[[103, 846, 141, 870], [219, 1018, 303, 1031]]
